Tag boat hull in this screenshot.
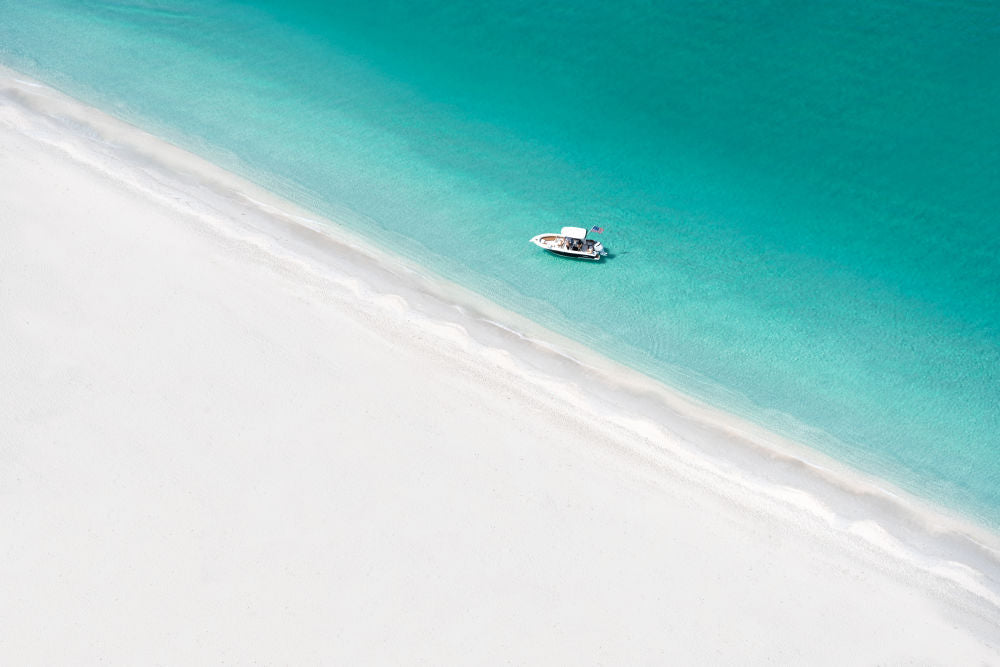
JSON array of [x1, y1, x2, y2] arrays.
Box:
[[544, 248, 601, 260], [529, 233, 603, 261]]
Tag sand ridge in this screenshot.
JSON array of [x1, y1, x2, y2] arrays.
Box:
[[2, 69, 999, 663]]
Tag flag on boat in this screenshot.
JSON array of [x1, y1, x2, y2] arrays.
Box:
[[591, 225, 604, 233]]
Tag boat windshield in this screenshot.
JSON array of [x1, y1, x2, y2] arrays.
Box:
[[561, 226, 588, 240]]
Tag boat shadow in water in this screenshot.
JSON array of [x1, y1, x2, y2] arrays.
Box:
[[541, 250, 614, 264]]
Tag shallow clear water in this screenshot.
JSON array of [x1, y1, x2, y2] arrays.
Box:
[[3, 0, 999, 523]]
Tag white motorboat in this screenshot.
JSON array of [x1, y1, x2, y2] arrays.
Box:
[[529, 226, 606, 261]]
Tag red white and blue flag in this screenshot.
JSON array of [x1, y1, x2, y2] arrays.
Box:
[[591, 225, 604, 233]]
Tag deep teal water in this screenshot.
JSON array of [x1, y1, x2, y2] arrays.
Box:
[[2, 1, 999, 523]]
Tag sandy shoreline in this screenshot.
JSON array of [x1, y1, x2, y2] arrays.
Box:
[[2, 68, 999, 662]]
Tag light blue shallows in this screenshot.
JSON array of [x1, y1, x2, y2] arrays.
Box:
[[2, 0, 998, 523]]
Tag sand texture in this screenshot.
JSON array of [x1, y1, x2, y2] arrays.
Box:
[[2, 71, 999, 664]]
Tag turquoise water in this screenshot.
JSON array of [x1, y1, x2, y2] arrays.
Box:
[[3, 1, 999, 523]]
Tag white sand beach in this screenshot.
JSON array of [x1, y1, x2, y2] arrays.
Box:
[[2, 70, 1000, 663]]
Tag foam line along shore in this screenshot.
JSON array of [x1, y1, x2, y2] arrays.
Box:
[[3, 69, 1000, 662], [3, 0, 999, 528]]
